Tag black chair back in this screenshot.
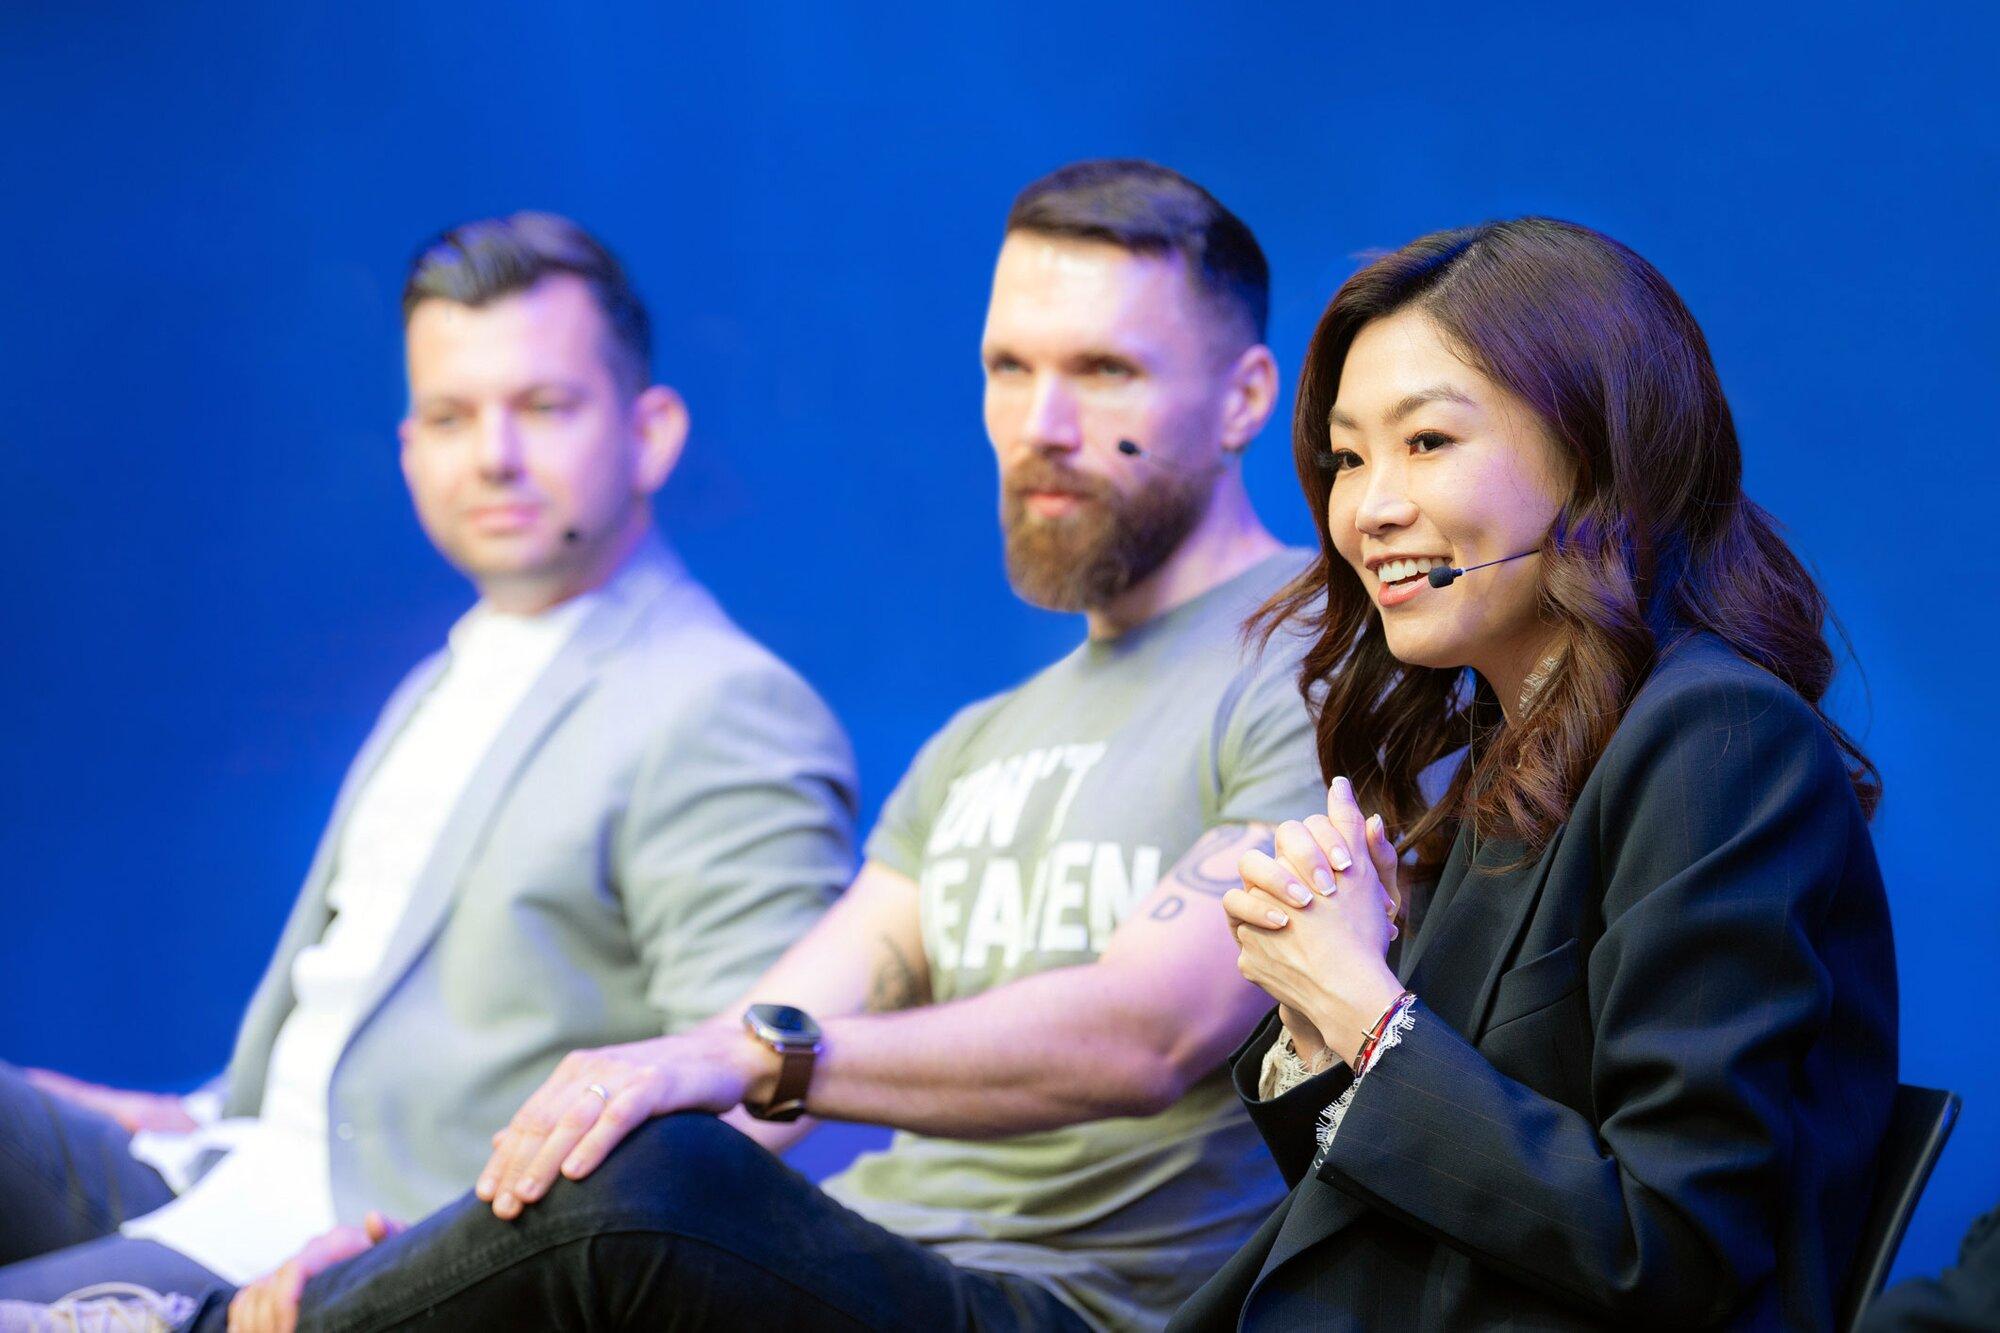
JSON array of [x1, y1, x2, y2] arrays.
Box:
[[1840, 1083, 1962, 1331]]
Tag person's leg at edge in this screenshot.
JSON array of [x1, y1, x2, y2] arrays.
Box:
[[0, 1235, 221, 1305], [0, 1061, 178, 1264], [180, 1113, 1091, 1333], [0, 1061, 221, 1301]]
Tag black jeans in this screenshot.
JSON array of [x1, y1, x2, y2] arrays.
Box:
[[186, 1113, 1093, 1332], [0, 1060, 224, 1302]]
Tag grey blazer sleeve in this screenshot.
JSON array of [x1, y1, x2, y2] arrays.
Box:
[[612, 658, 857, 1034]]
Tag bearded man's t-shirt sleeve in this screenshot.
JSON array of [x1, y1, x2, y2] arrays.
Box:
[[1209, 630, 1327, 830]]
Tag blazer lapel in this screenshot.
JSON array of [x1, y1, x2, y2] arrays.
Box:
[[1395, 824, 1473, 983], [340, 545, 684, 1047], [1403, 825, 1568, 1042], [222, 656, 447, 1115], [281, 659, 448, 949]]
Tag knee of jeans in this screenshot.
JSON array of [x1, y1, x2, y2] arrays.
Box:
[[576, 1113, 761, 1213]]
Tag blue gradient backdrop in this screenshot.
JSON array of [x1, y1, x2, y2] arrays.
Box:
[[2, 1, 1993, 1286]]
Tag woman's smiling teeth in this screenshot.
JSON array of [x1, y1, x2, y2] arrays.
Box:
[[1376, 556, 1450, 586]]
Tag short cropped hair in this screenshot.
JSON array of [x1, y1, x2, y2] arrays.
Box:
[[1005, 159, 1269, 344], [401, 211, 652, 390]]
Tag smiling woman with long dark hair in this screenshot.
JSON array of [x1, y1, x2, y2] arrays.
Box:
[[1171, 218, 1897, 1330]]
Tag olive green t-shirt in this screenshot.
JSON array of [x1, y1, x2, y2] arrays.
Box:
[[822, 552, 1326, 1331]]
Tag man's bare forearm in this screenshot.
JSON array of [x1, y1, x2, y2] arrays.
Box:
[[802, 825, 1277, 1138], [805, 960, 1219, 1136]]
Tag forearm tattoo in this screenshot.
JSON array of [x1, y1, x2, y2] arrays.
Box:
[[1149, 823, 1275, 921], [866, 933, 928, 1012], [1182, 823, 1274, 898]]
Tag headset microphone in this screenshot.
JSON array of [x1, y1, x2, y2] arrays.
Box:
[[1116, 439, 1218, 472], [1427, 548, 1539, 588]]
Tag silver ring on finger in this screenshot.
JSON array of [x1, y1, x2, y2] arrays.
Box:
[[584, 1082, 611, 1106]]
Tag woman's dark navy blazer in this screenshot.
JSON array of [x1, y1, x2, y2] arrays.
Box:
[[1171, 632, 1898, 1331]]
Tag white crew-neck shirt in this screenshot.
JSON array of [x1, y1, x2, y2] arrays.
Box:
[[123, 595, 596, 1283]]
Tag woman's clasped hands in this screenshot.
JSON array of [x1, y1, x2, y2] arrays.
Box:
[[1225, 776, 1409, 1069]]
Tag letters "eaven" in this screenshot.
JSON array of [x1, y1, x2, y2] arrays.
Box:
[[919, 744, 1163, 974]]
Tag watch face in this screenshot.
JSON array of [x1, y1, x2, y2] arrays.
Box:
[[747, 1003, 821, 1044]]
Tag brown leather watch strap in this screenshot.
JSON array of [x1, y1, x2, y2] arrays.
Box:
[[752, 1043, 817, 1122]]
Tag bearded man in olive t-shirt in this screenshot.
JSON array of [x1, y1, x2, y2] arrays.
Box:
[[186, 159, 1329, 1333]]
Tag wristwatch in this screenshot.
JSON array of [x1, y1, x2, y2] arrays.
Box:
[[741, 1003, 823, 1122]]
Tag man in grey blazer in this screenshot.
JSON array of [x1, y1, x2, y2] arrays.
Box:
[[0, 213, 856, 1313]]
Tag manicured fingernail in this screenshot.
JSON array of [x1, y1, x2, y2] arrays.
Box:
[[1266, 910, 1289, 927], [1367, 813, 1385, 840], [1313, 869, 1335, 895], [476, 1176, 495, 1198], [1332, 776, 1352, 798], [1286, 881, 1312, 906], [563, 1156, 584, 1176], [1329, 846, 1352, 872]]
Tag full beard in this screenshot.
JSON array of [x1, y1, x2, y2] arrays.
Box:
[[1001, 458, 1215, 613]]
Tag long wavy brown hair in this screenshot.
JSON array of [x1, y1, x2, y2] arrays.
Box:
[[1256, 218, 1879, 875]]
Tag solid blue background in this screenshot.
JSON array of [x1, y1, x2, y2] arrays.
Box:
[[2, 1, 1993, 1287]]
